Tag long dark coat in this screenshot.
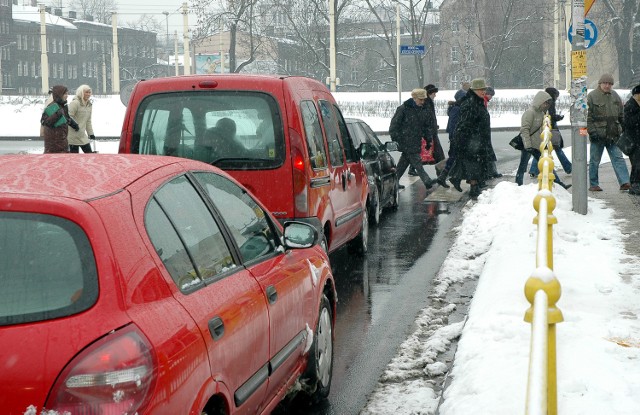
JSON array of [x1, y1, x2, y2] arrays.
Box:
[[450, 90, 491, 181], [41, 96, 70, 153], [424, 97, 446, 163], [389, 98, 430, 153], [623, 97, 640, 183]]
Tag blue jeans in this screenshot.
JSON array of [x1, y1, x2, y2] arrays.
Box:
[[589, 142, 630, 186], [516, 149, 564, 186], [529, 147, 572, 175]]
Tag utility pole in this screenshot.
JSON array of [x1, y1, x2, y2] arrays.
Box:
[[328, 0, 336, 92], [396, 3, 401, 105], [111, 11, 120, 94], [39, 3, 49, 94], [182, 2, 191, 75], [570, 0, 588, 214], [163, 11, 170, 76], [174, 30, 179, 75]]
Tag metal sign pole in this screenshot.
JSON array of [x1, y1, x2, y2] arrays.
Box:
[[396, 4, 401, 105], [570, 0, 588, 214]]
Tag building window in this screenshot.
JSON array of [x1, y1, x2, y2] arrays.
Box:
[[466, 46, 474, 63], [451, 46, 460, 63], [451, 19, 459, 33], [450, 74, 459, 90], [351, 67, 357, 82]]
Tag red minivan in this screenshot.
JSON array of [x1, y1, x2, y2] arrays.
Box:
[[119, 74, 369, 255]]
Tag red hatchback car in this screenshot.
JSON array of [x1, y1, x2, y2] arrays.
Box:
[[0, 154, 336, 415]]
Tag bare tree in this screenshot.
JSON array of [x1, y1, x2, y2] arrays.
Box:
[[600, 0, 640, 86], [67, 0, 118, 23]]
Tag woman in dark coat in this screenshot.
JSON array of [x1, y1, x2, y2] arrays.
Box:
[[41, 85, 79, 153], [449, 78, 492, 198], [624, 84, 640, 195]]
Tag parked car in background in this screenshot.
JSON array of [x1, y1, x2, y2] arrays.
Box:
[[118, 74, 370, 255], [345, 117, 399, 225], [0, 154, 337, 415]]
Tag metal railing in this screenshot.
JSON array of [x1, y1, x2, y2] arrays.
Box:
[[523, 114, 564, 415]]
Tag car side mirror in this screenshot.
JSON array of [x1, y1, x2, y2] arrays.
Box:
[[282, 221, 319, 249], [384, 141, 399, 152], [359, 142, 378, 160]]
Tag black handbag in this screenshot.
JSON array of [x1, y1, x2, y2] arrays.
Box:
[[509, 134, 524, 151], [550, 129, 563, 148], [616, 131, 636, 156]]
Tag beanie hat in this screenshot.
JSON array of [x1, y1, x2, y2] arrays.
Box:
[[485, 86, 495, 96], [632, 85, 640, 96], [424, 84, 439, 94], [454, 89, 467, 101], [598, 74, 614, 85]]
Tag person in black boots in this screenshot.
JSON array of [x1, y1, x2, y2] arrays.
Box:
[[623, 84, 640, 195], [448, 78, 492, 199], [389, 88, 435, 192]]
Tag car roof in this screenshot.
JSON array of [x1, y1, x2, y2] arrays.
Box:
[[0, 154, 187, 200]]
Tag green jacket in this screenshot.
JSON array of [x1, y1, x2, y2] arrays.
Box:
[[587, 87, 623, 145]]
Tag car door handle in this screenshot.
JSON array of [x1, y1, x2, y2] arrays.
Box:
[[266, 285, 278, 304], [208, 317, 225, 341]]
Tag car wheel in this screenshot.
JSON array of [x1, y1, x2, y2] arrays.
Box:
[[368, 186, 381, 226], [347, 209, 368, 255], [391, 179, 399, 210], [303, 294, 334, 403]]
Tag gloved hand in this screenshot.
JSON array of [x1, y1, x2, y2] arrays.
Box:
[[69, 118, 80, 132], [423, 138, 431, 150], [557, 114, 564, 121], [89, 134, 96, 140], [56, 108, 65, 118]]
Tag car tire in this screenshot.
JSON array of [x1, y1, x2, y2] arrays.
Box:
[[347, 209, 368, 255], [368, 186, 381, 226], [303, 294, 334, 403]]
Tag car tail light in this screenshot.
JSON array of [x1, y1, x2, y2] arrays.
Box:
[[45, 325, 156, 415], [290, 130, 308, 215]]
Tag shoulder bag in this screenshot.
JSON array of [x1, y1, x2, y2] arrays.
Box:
[[509, 134, 524, 151], [615, 131, 636, 156]]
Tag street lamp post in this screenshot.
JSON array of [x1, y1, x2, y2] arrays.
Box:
[[163, 11, 170, 76], [0, 42, 16, 95], [94, 41, 107, 94]]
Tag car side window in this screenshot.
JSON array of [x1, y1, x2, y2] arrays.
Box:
[[335, 105, 358, 162], [193, 172, 279, 263], [145, 175, 236, 292], [301, 100, 328, 169], [319, 100, 344, 167]]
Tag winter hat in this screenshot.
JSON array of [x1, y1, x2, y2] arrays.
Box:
[[632, 85, 640, 96], [598, 73, 614, 85], [454, 89, 467, 101], [470, 78, 487, 90], [545, 87, 560, 100], [485, 86, 495, 96], [51, 85, 68, 103], [411, 88, 427, 100], [424, 84, 439, 94]]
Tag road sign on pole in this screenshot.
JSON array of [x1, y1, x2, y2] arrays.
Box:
[[400, 45, 425, 55], [585, 0, 596, 16], [568, 19, 598, 49]]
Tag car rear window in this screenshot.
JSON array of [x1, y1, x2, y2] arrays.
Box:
[[130, 91, 286, 170], [0, 213, 98, 326]]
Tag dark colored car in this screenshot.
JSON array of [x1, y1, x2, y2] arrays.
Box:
[[0, 154, 337, 415], [345, 118, 399, 225]]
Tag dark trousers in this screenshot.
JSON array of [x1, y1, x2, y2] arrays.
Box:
[[69, 143, 94, 153], [396, 152, 432, 186]]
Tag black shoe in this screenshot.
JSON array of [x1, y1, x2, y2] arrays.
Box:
[[398, 184, 405, 190], [449, 178, 463, 192], [408, 170, 419, 177], [469, 184, 481, 199], [437, 177, 450, 188], [559, 182, 572, 190], [424, 179, 434, 190], [630, 184, 640, 195], [492, 173, 503, 178]]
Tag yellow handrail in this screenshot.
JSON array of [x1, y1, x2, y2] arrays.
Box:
[[523, 114, 564, 415]]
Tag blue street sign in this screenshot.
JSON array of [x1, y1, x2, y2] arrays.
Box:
[[568, 19, 598, 49], [400, 45, 425, 55]]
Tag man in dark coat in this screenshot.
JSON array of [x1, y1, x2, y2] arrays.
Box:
[[623, 84, 640, 195], [389, 88, 434, 190], [449, 78, 492, 198]]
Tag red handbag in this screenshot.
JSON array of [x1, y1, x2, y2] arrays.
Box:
[[420, 138, 435, 165]]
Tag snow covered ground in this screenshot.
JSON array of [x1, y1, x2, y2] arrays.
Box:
[[2, 89, 639, 414]]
